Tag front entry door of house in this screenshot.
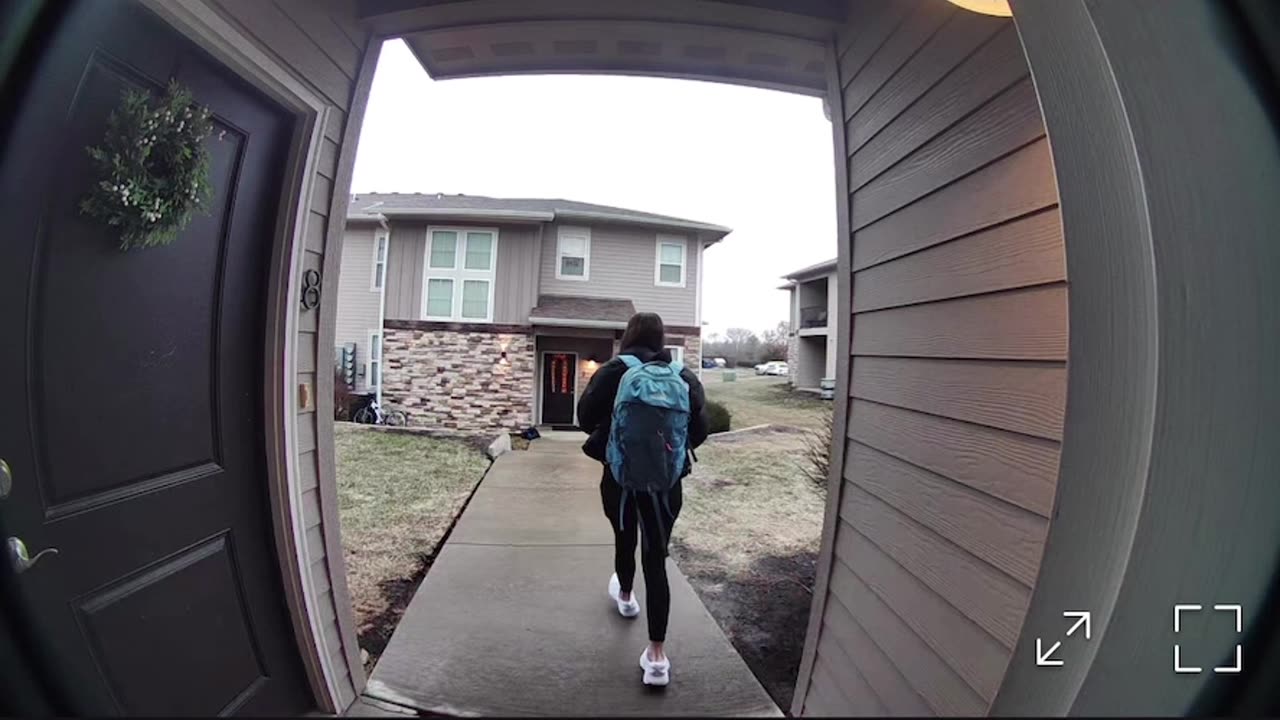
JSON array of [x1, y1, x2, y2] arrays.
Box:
[[541, 353, 577, 426], [0, 2, 311, 715]]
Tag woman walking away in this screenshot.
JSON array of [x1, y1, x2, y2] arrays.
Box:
[[577, 312, 710, 687]]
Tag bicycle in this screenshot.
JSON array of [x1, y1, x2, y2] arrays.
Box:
[[352, 397, 407, 427]]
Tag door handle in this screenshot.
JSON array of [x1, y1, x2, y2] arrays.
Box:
[[7, 537, 57, 574]]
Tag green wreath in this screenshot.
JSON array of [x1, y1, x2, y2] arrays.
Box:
[[80, 80, 215, 251]]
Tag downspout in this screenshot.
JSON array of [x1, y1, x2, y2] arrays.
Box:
[[375, 219, 389, 408]]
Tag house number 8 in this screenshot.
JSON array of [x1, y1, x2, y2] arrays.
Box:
[[301, 269, 321, 310]]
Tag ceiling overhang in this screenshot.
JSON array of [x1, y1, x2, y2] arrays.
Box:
[[356, 1, 846, 96]]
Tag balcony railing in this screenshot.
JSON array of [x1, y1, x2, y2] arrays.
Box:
[[800, 305, 828, 329]]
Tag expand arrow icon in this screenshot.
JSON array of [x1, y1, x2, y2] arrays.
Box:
[[1065, 611, 1091, 640], [1035, 612, 1092, 667], [1036, 638, 1064, 666]]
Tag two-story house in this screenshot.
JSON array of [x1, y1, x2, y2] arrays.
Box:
[[336, 193, 730, 433], [779, 258, 837, 394]]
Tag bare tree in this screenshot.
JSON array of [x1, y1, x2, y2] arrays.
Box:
[[760, 321, 789, 361], [723, 327, 760, 366]]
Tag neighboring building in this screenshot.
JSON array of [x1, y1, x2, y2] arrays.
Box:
[[779, 258, 837, 393], [335, 192, 729, 432]]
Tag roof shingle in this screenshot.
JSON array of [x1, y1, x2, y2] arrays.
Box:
[[529, 295, 636, 325], [347, 192, 730, 235]]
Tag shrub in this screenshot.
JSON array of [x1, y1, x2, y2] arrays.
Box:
[[705, 400, 732, 434], [798, 413, 832, 493]]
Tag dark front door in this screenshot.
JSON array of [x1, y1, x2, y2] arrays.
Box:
[[0, 2, 311, 715], [541, 353, 577, 426]]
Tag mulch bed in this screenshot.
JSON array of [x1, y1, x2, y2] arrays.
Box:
[[671, 542, 818, 713]]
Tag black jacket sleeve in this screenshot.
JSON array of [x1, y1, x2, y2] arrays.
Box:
[[682, 368, 710, 450], [576, 359, 624, 434]]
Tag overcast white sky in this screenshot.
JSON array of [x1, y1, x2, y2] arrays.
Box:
[[351, 40, 836, 337]]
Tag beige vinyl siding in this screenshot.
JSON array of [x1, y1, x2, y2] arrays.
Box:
[[384, 222, 425, 321], [334, 225, 382, 393], [539, 223, 698, 326], [203, 0, 373, 710], [383, 222, 540, 323], [493, 225, 540, 323], [798, 2, 1066, 715]]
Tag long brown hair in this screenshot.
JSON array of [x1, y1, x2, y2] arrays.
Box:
[[618, 312, 665, 353]]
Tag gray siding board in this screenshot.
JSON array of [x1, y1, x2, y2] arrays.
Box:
[[384, 221, 540, 324], [384, 223, 425, 321], [813, 637, 886, 716], [838, 493, 1029, 648], [494, 225, 540, 323], [334, 226, 381, 392], [847, 11, 1006, 156], [841, 2, 955, 120], [847, 399, 1059, 517], [821, 599, 932, 716], [848, 27, 1029, 182], [847, 440, 1047, 586], [209, 0, 353, 110], [538, 223, 698, 326], [827, 558, 988, 715], [834, 525, 1009, 701], [801, 5, 1066, 713]]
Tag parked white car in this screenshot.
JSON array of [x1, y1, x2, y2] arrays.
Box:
[[758, 361, 789, 376]]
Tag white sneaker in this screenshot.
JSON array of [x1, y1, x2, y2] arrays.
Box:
[[608, 573, 640, 618], [639, 648, 671, 687]]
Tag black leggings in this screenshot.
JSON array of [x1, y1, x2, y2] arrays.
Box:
[[599, 472, 683, 642]]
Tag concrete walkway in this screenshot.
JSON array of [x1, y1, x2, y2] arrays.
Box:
[[356, 437, 779, 717]]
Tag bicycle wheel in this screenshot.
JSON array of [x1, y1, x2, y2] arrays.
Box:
[[385, 410, 407, 427], [352, 406, 375, 424]]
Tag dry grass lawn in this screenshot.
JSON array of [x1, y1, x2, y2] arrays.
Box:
[[671, 373, 832, 710], [700, 369, 829, 430], [335, 424, 491, 669]]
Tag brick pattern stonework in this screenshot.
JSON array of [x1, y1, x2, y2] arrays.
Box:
[[381, 327, 535, 433], [786, 335, 799, 386], [682, 334, 702, 370]]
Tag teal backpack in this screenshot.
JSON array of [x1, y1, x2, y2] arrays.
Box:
[[606, 354, 691, 538]]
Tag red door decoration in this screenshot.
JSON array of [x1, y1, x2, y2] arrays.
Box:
[[550, 354, 572, 393]]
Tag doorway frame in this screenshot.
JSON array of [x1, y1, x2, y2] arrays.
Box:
[[538, 350, 579, 426], [135, 0, 350, 712]]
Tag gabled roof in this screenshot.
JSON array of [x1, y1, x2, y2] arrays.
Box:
[[781, 257, 837, 283], [347, 192, 731, 239], [529, 294, 636, 329]]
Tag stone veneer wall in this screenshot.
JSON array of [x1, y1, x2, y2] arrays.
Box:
[[381, 327, 534, 433], [786, 335, 799, 386], [680, 334, 702, 370]]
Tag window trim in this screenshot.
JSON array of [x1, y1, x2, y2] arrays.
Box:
[[370, 229, 388, 291], [420, 226, 499, 323], [555, 225, 591, 281], [366, 329, 382, 392], [665, 344, 685, 365], [654, 235, 688, 288]]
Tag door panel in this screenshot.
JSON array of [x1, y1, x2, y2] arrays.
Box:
[[541, 353, 576, 425], [0, 1, 311, 715]]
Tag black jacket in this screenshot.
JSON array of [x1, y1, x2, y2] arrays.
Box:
[[576, 346, 710, 473]]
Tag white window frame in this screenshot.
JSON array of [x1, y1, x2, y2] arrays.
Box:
[[665, 344, 685, 364], [654, 234, 688, 288], [370, 229, 388, 291], [421, 226, 499, 323], [555, 225, 591, 281], [366, 329, 382, 391]]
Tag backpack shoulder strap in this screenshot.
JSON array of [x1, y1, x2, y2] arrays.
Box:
[[619, 354, 642, 369], [669, 359, 684, 374]]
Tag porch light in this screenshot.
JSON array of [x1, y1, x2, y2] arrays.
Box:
[[498, 350, 508, 363], [585, 357, 599, 374], [945, 0, 1011, 17]]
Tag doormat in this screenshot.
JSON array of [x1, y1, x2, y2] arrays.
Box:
[[550, 425, 579, 432]]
